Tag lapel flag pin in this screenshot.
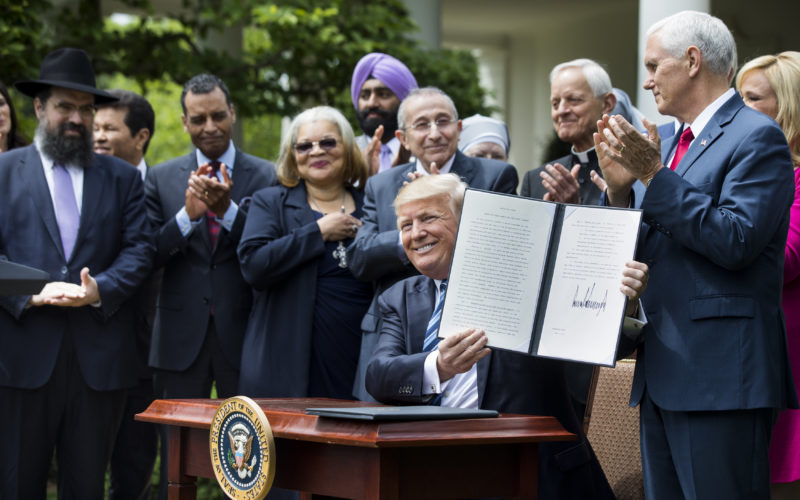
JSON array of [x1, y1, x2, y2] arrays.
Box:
[[700, 139, 707, 146]]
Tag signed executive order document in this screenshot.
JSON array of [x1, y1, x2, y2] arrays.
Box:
[[438, 189, 642, 366]]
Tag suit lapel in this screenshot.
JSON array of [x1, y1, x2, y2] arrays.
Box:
[[393, 162, 416, 194], [674, 124, 721, 177], [75, 160, 106, 260], [20, 148, 65, 260], [409, 278, 437, 353], [674, 94, 741, 178], [476, 353, 491, 408], [230, 149, 250, 204], [661, 127, 681, 166], [450, 151, 476, 184], [286, 181, 317, 229]]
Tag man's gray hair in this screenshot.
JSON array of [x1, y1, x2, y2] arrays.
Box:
[[397, 87, 459, 131], [647, 10, 737, 80], [550, 59, 613, 97]]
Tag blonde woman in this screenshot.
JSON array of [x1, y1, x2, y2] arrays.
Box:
[[737, 51, 800, 499]]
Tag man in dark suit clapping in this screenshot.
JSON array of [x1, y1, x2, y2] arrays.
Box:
[[143, 73, 277, 499], [597, 11, 796, 499]]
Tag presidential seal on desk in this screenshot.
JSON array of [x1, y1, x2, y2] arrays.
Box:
[[209, 396, 275, 499]]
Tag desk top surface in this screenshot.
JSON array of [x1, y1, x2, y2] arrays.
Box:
[[137, 397, 575, 448]]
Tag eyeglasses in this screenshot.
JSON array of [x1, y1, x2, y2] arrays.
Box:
[[405, 118, 456, 134], [53, 101, 96, 119], [294, 138, 338, 154]]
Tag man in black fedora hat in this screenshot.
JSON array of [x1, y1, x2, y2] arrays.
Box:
[[0, 47, 154, 499]]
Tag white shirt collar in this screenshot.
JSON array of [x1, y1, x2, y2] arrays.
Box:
[[136, 158, 147, 180], [33, 140, 84, 213], [571, 146, 596, 163], [195, 140, 236, 173]]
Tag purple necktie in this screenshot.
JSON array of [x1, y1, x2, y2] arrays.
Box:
[[206, 161, 221, 248], [379, 144, 393, 172], [52, 164, 79, 260]]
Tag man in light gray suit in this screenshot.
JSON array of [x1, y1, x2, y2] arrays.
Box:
[[143, 73, 276, 499], [348, 87, 519, 400]]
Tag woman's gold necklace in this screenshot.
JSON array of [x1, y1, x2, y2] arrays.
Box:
[[309, 191, 348, 268]]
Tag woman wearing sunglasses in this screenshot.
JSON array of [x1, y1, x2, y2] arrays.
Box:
[[237, 106, 371, 399]]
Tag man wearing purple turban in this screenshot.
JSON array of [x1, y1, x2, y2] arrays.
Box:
[[351, 52, 418, 174]]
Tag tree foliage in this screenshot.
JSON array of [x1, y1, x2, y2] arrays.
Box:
[[1, 0, 491, 121]]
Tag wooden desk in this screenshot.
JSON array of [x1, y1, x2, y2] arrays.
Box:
[[136, 398, 575, 499]]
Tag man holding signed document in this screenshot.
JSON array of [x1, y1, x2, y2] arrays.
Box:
[[366, 174, 649, 499]]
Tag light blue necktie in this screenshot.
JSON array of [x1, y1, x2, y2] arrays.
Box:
[[52, 164, 79, 260]]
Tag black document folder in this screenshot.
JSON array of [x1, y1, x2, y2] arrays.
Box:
[[305, 406, 498, 421], [0, 260, 50, 295]]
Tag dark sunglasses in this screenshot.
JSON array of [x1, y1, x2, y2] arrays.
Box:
[[294, 138, 338, 154]]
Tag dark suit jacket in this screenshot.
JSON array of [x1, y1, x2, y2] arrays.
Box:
[[347, 150, 519, 399], [237, 182, 364, 397], [0, 145, 154, 390], [144, 149, 276, 371], [632, 92, 797, 411], [366, 276, 614, 500]]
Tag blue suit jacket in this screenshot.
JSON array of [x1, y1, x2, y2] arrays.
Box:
[[0, 145, 155, 390], [144, 150, 276, 372], [347, 150, 519, 399], [366, 275, 614, 500], [631, 92, 797, 411]]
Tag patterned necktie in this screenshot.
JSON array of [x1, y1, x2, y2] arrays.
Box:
[[423, 280, 448, 353], [52, 164, 80, 260], [424, 280, 448, 405], [670, 126, 694, 170], [379, 144, 393, 173], [206, 160, 221, 248]]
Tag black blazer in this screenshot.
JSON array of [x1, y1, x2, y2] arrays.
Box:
[[237, 182, 364, 397], [144, 149, 276, 371], [0, 145, 155, 390]]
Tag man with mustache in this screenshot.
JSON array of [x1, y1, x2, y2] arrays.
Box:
[[351, 52, 418, 175], [143, 73, 277, 499], [0, 48, 154, 498]]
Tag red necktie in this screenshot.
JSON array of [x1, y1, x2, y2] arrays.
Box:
[[206, 161, 221, 248], [670, 127, 694, 170]]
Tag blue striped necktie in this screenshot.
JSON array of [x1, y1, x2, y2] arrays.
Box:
[[423, 280, 447, 405], [423, 280, 447, 353]]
